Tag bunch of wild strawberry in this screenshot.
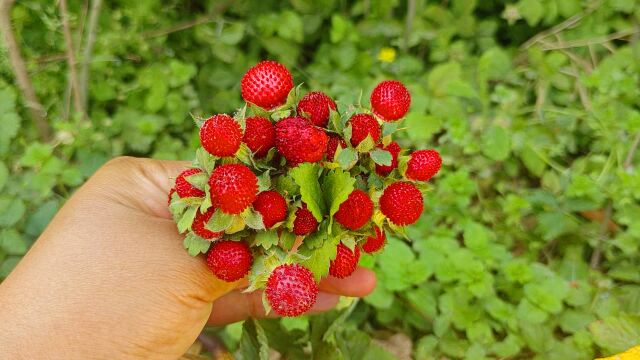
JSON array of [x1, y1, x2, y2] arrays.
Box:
[[168, 60, 442, 317]]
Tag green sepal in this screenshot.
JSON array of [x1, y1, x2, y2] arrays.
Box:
[[183, 233, 211, 256], [177, 206, 198, 233], [370, 148, 392, 166], [253, 230, 279, 250], [356, 134, 375, 153], [206, 210, 235, 232], [337, 147, 358, 170]]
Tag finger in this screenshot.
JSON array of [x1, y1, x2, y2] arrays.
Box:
[[208, 290, 339, 326], [319, 267, 376, 297]]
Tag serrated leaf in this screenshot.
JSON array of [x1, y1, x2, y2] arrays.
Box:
[[370, 149, 392, 166], [225, 216, 246, 233], [482, 125, 511, 161], [321, 168, 355, 223], [280, 231, 297, 251], [382, 122, 398, 137], [305, 222, 329, 249], [200, 184, 212, 212], [355, 134, 375, 153], [330, 109, 343, 132], [341, 236, 356, 251], [253, 230, 279, 249], [343, 125, 353, 144], [206, 210, 234, 232], [177, 206, 198, 233], [589, 315, 640, 354], [300, 236, 339, 281], [244, 209, 266, 230], [185, 171, 208, 190], [249, 103, 270, 117], [271, 109, 291, 121], [257, 170, 271, 192], [236, 143, 255, 166], [183, 233, 211, 256], [336, 148, 358, 170], [289, 163, 326, 222], [275, 174, 299, 195], [195, 147, 216, 174], [240, 318, 270, 360], [234, 103, 247, 130]]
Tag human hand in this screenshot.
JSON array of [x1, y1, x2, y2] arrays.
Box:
[[0, 157, 376, 359]]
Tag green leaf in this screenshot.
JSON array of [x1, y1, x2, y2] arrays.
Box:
[[517, 0, 544, 26], [0, 229, 27, 255], [481, 125, 511, 161], [184, 171, 207, 190], [257, 170, 272, 192], [305, 222, 329, 249], [207, 210, 235, 232], [20, 143, 53, 167], [195, 147, 216, 174], [355, 135, 375, 153], [0, 161, 8, 192], [240, 318, 270, 360], [253, 230, 279, 250], [289, 163, 325, 222], [589, 315, 640, 354], [183, 233, 211, 256], [370, 149, 392, 166], [321, 168, 355, 219], [244, 209, 266, 230], [300, 236, 339, 281], [336, 148, 358, 170], [177, 206, 198, 233]]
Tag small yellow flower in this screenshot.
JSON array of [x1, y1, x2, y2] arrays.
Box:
[[377, 47, 396, 63]]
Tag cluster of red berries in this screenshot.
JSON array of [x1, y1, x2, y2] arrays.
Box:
[[169, 60, 442, 317]]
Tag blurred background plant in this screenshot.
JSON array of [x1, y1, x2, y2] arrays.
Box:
[[1, 0, 639, 359]]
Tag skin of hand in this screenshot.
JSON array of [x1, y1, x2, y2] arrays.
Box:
[[0, 157, 376, 359]]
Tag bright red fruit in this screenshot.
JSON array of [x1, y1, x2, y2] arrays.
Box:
[[334, 189, 373, 230], [348, 113, 380, 147], [192, 207, 223, 240], [206, 240, 253, 282], [297, 91, 337, 128], [375, 141, 401, 176], [379, 181, 424, 226], [175, 168, 206, 198], [362, 226, 386, 253], [241, 60, 293, 109], [370, 80, 411, 121], [209, 164, 258, 214], [253, 190, 288, 228], [326, 134, 347, 162], [243, 116, 275, 158], [200, 114, 242, 157], [266, 263, 319, 317], [329, 242, 360, 279], [406, 149, 442, 181], [292, 203, 319, 235], [275, 117, 328, 165]]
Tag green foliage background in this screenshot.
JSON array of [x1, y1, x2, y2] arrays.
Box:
[[1, 0, 640, 358]]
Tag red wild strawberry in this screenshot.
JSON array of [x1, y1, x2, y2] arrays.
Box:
[[361, 226, 386, 253], [334, 189, 373, 230], [297, 91, 337, 128], [329, 242, 360, 279], [200, 114, 243, 157], [192, 207, 224, 240], [241, 60, 293, 109], [406, 149, 442, 181], [370, 80, 411, 121], [379, 182, 424, 226], [175, 168, 206, 198], [375, 141, 401, 176], [292, 203, 319, 235], [167, 187, 176, 204], [326, 134, 347, 162], [209, 164, 258, 214], [206, 240, 253, 282], [266, 263, 318, 317], [253, 190, 288, 228], [243, 116, 275, 158], [275, 117, 328, 165], [348, 113, 381, 147]]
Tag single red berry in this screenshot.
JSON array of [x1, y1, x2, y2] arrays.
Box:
[[175, 168, 206, 198], [243, 116, 275, 159], [209, 164, 258, 214], [241, 60, 294, 109], [206, 240, 253, 282], [200, 114, 243, 157], [370, 80, 411, 121], [292, 203, 319, 235], [406, 149, 442, 181], [192, 207, 224, 240], [326, 134, 347, 162], [348, 113, 381, 147], [275, 117, 328, 166], [253, 190, 288, 229], [329, 242, 360, 279], [375, 141, 401, 176], [266, 263, 319, 317], [379, 182, 424, 226], [296, 91, 337, 128], [334, 189, 373, 230], [362, 226, 386, 253]]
